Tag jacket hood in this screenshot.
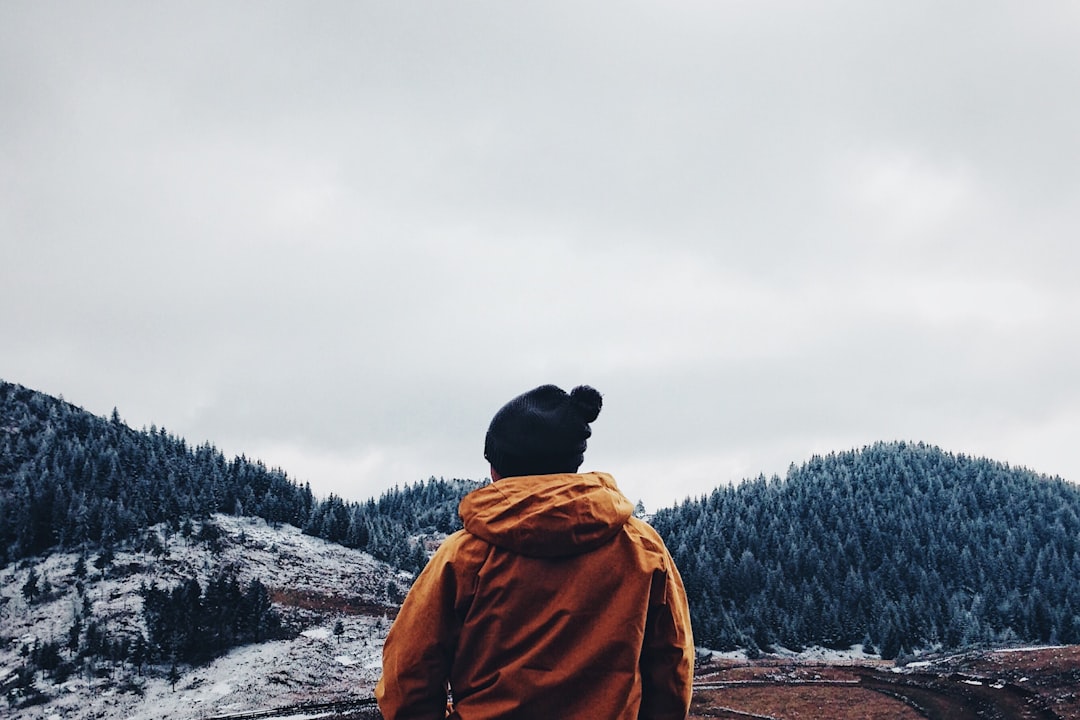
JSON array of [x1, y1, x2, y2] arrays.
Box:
[[459, 472, 634, 558]]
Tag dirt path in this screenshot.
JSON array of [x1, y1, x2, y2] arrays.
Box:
[[855, 669, 1061, 720]]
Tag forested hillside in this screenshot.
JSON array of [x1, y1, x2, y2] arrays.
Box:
[[7, 380, 1080, 663], [0, 381, 477, 573], [651, 441, 1080, 658], [303, 477, 483, 571]]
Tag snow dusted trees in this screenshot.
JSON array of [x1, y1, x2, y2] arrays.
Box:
[[0, 381, 315, 566], [650, 441, 1080, 658], [141, 571, 282, 665], [0, 381, 475, 579], [302, 477, 482, 574]]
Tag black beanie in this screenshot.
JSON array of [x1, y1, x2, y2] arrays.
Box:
[[483, 384, 603, 478]]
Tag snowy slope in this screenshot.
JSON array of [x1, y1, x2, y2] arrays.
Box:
[[1, 515, 410, 719]]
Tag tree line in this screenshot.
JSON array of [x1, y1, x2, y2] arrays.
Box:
[[650, 441, 1080, 658], [302, 477, 482, 573], [0, 380, 477, 574], [141, 572, 282, 665]]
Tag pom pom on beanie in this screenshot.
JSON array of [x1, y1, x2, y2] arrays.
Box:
[[569, 385, 602, 423], [484, 384, 603, 478]]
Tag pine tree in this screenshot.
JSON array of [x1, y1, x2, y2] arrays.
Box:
[[21, 566, 39, 602]]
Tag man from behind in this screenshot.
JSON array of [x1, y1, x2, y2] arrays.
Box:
[[376, 384, 694, 719]]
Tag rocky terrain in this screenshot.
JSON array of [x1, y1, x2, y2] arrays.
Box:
[[1, 515, 408, 720]]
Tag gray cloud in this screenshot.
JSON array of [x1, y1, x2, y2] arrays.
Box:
[[2, 1, 1077, 511]]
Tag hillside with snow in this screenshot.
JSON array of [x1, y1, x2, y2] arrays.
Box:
[[651, 441, 1080, 658], [1, 514, 409, 719]]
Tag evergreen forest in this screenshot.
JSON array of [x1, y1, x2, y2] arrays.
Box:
[[5, 379, 1080, 661], [0, 380, 476, 574], [140, 572, 282, 665], [651, 441, 1080, 658]]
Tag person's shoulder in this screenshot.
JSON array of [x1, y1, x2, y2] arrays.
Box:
[[622, 516, 671, 555], [429, 528, 492, 566]]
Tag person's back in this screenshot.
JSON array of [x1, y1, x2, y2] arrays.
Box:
[[375, 385, 694, 719]]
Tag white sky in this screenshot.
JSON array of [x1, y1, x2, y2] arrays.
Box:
[[2, 1, 1078, 511]]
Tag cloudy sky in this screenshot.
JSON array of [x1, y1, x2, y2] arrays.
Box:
[[2, 1, 1077, 510]]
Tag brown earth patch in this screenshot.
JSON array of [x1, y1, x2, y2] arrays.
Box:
[[691, 648, 1077, 720], [692, 684, 923, 719], [269, 588, 397, 617], [925, 645, 1080, 719]]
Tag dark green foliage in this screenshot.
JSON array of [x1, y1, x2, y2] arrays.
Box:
[[141, 572, 282, 665], [0, 380, 476, 575], [0, 381, 314, 564], [66, 615, 82, 654], [20, 566, 39, 602], [30, 639, 62, 675], [651, 441, 1080, 657], [0, 380, 482, 576], [302, 478, 482, 573]]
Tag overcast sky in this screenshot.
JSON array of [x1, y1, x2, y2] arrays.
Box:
[[2, 1, 1078, 511]]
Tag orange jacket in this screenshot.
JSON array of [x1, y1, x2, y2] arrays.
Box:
[[375, 472, 694, 720]]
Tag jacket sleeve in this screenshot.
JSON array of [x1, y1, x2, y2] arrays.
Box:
[[639, 550, 695, 720], [375, 535, 472, 720]]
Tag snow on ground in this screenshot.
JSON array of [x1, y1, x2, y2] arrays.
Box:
[[697, 644, 882, 666], [699, 648, 750, 662], [115, 620, 385, 720], [1, 515, 402, 720], [755, 644, 882, 664], [781, 644, 881, 663]]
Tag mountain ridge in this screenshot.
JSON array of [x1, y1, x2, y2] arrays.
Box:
[[652, 440, 1080, 658], [0, 379, 478, 573]]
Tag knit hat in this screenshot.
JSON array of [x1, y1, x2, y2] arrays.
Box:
[[483, 384, 603, 478]]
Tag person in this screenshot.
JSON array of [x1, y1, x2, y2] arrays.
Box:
[[375, 384, 694, 719]]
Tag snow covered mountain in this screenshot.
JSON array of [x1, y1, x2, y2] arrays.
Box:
[[1, 513, 409, 719]]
